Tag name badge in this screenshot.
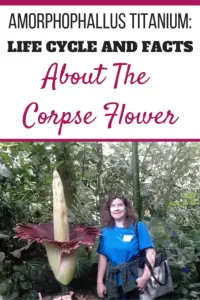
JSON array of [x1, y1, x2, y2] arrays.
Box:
[[123, 235, 134, 242]]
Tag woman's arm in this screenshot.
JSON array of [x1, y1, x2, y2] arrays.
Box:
[[97, 254, 107, 283], [97, 254, 107, 298], [136, 248, 156, 290], [142, 248, 156, 280]]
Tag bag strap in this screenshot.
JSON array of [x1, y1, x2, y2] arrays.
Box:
[[144, 256, 168, 286], [135, 222, 168, 286]]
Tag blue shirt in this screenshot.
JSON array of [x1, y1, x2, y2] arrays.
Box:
[[97, 221, 154, 285]]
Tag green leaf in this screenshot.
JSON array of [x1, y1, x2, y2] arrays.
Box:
[[0, 232, 9, 239], [75, 255, 91, 278], [20, 281, 32, 290], [188, 291, 200, 297], [10, 147, 19, 158]]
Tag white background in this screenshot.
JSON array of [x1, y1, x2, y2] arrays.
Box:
[[0, 6, 198, 139]]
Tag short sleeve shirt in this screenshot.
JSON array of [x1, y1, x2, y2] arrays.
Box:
[[97, 221, 154, 284]]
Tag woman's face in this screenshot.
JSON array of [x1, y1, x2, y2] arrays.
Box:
[[110, 198, 126, 221]]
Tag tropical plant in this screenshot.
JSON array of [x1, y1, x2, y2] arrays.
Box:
[[15, 171, 100, 296]]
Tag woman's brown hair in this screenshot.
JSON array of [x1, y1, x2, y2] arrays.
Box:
[[100, 194, 138, 228]]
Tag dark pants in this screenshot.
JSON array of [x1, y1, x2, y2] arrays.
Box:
[[111, 286, 139, 300]]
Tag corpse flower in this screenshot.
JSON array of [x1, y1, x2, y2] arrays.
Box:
[[15, 170, 100, 294]]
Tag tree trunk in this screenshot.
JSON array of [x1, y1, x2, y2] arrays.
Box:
[[132, 142, 142, 219], [96, 143, 105, 210], [56, 144, 76, 208]]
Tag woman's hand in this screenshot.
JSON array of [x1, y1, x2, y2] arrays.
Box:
[[136, 276, 149, 291], [97, 282, 107, 298]]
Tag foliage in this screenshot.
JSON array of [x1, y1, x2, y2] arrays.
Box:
[[144, 215, 200, 299]]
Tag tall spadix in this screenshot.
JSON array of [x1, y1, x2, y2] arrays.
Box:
[[43, 170, 77, 286], [53, 170, 69, 242]]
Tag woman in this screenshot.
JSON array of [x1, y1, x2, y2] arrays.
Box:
[[97, 195, 155, 299]]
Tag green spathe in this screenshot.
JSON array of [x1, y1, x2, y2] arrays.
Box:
[[44, 242, 77, 285]]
